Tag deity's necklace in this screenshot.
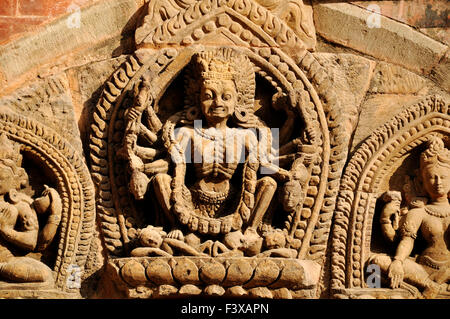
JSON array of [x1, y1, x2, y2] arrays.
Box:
[[423, 205, 450, 218]]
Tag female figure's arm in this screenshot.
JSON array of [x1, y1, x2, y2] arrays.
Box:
[[0, 201, 39, 251], [36, 187, 62, 251], [388, 209, 423, 288]]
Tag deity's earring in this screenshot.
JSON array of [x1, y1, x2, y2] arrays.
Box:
[[7, 188, 20, 204], [234, 108, 249, 123], [186, 106, 200, 121]]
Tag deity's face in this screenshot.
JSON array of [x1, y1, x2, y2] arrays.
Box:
[[200, 79, 237, 126], [129, 171, 149, 200], [0, 163, 17, 195], [264, 231, 286, 250], [421, 163, 450, 200], [139, 228, 163, 248], [281, 181, 302, 211]]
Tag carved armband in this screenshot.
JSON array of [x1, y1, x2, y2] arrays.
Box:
[[48, 214, 61, 225], [398, 220, 419, 239]]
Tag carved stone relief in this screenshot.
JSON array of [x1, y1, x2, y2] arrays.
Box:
[[0, 109, 96, 298], [332, 95, 449, 299], [0, 0, 447, 300], [89, 0, 352, 298]]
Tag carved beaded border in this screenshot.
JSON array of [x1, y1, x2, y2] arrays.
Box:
[[0, 110, 95, 291], [331, 95, 449, 292]]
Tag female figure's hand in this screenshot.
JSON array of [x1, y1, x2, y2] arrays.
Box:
[[388, 259, 404, 289]]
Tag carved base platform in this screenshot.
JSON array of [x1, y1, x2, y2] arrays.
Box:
[[103, 257, 321, 299], [0, 282, 80, 299], [333, 287, 450, 300]]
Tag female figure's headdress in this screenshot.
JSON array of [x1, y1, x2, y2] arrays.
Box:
[[420, 135, 450, 169]]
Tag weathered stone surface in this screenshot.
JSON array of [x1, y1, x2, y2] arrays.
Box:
[[350, 94, 423, 153], [120, 260, 147, 286], [429, 49, 450, 92], [0, 73, 82, 153], [179, 284, 202, 295], [420, 27, 450, 46], [350, 0, 449, 30], [204, 284, 225, 296], [66, 55, 128, 149], [0, 0, 140, 91], [313, 52, 375, 135], [248, 287, 273, 299], [313, 2, 448, 78], [0, 0, 448, 301], [368, 62, 427, 94]]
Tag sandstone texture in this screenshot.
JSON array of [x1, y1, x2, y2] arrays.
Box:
[[0, 0, 448, 301]]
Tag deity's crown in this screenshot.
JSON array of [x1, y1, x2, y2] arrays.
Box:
[[420, 135, 450, 168], [197, 55, 236, 81], [0, 133, 22, 166]]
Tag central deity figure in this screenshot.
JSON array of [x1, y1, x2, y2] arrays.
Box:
[[152, 48, 291, 245]]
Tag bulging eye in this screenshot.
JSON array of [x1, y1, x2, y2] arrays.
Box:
[[223, 94, 232, 101], [203, 91, 213, 100]]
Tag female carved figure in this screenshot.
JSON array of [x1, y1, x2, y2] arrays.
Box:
[[152, 48, 291, 249], [371, 136, 450, 298], [0, 134, 61, 285]]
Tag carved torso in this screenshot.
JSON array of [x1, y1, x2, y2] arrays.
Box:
[[0, 196, 39, 262], [419, 210, 450, 267]]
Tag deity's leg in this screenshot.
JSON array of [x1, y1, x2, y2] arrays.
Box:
[[153, 173, 175, 226], [369, 254, 441, 295], [249, 176, 277, 230], [0, 257, 53, 284]]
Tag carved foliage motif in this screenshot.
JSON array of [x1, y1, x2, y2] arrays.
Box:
[[135, 0, 313, 53]]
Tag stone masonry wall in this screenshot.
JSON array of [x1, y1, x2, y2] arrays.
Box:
[[0, 0, 447, 46], [0, 0, 99, 44]]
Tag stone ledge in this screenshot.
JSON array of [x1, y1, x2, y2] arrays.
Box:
[[0, 282, 81, 299], [0, 0, 142, 92], [313, 2, 448, 82], [104, 257, 321, 299]]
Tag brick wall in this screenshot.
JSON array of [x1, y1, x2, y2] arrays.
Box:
[[0, 0, 98, 44]]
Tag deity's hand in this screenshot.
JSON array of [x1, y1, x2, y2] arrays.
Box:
[[166, 229, 184, 241], [388, 259, 404, 289], [41, 185, 57, 200], [135, 77, 153, 113], [272, 91, 295, 115], [277, 168, 292, 182]]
